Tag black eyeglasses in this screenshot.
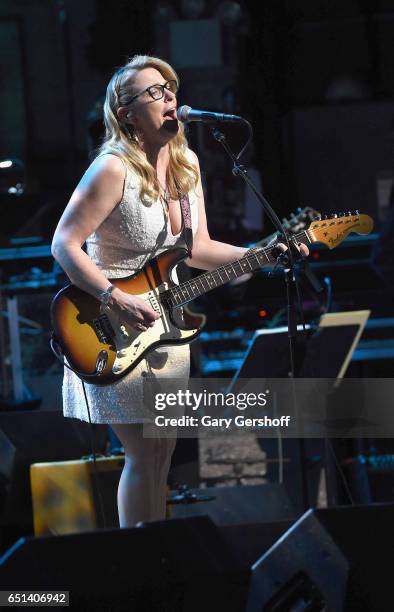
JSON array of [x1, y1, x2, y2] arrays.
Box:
[[126, 80, 178, 105]]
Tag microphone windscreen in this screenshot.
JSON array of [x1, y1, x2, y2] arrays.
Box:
[[176, 106, 191, 122]]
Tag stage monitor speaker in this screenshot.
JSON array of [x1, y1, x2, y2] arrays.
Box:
[[169, 483, 296, 525], [0, 410, 108, 539], [0, 516, 249, 612], [247, 503, 394, 612]]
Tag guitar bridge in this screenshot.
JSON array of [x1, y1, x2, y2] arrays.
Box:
[[93, 314, 115, 344]]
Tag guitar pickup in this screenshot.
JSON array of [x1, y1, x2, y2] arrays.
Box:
[[93, 314, 115, 344]]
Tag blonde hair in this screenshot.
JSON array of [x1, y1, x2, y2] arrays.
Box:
[[99, 55, 198, 203]]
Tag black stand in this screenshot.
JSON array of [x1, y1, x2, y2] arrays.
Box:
[[167, 484, 215, 505], [209, 124, 304, 370], [209, 124, 311, 510]]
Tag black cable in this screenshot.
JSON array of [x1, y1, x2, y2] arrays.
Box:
[[81, 380, 107, 529], [327, 438, 355, 506], [236, 118, 253, 161], [49, 334, 109, 527], [50, 335, 108, 378]]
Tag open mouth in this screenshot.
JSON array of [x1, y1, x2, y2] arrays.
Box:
[[163, 108, 177, 120]]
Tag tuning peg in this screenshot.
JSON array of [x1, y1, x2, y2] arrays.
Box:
[[330, 213, 338, 219], [323, 214, 328, 220], [314, 214, 322, 220], [347, 211, 352, 216], [355, 209, 359, 215], [338, 212, 344, 217]]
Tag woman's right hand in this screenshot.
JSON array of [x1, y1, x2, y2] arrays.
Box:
[[109, 287, 160, 332]]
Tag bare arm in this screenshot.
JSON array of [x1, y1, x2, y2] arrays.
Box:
[[51, 155, 159, 330], [52, 155, 126, 296]]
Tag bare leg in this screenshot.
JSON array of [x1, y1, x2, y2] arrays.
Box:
[[111, 423, 177, 527]]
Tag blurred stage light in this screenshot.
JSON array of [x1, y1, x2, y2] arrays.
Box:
[[0, 158, 25, 195], [216, 1, 243, 25], [0, 159, 25, 169], [155, 1, 179, 20], [180, 0, 205, 19]]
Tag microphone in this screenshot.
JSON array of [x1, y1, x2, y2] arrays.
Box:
[[177, 105, 243, 124]]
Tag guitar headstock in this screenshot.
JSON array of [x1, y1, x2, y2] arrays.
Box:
[[308, 212, 374, 249], [281, 206, 321, 233]]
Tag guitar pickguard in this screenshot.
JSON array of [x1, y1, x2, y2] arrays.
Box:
[[102, 285, 198, 376]]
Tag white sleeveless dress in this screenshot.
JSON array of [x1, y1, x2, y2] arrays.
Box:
[[62, 151, 198, 424]]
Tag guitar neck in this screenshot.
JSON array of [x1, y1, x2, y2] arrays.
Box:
[[165, 230, 312, 307]]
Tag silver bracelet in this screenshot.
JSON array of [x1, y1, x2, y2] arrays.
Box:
[[98, 284, 115, 306]]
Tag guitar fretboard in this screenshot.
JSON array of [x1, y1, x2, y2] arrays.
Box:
[[162, 229, 311, 308]]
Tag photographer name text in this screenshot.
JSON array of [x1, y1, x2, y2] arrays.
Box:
[[155, 415, 291, 428]]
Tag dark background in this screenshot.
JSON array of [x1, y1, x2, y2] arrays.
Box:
[[2, 0, 394, 242]]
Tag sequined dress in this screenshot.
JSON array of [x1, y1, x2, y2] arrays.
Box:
[[62, 151, 198, 424]]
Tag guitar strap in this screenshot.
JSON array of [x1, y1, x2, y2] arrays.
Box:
[[179, 192, 193, 258]]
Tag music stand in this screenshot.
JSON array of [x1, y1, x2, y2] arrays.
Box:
[[300, 310, 370, 378], [229, 311, 370, 386], [227, 324, 311, 392], [227, 311, 370, 510]]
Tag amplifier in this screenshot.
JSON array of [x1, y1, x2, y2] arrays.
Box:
[[30, 455, 124, 536]]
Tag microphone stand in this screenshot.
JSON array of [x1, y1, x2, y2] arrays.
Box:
[[209, 123, 310, 511], [209, 123, 300, 368]]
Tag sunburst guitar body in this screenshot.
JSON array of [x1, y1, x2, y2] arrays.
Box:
[[51, 249, 205, 385]]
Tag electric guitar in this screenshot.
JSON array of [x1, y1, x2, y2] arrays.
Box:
[[51, 212, 373, 384]]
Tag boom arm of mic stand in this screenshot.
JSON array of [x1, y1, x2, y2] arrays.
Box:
[[209, 126, 290, 248]]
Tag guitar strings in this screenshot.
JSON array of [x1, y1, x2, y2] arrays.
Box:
[[166, 228, 312, 305], [161, 213, 361, 306]]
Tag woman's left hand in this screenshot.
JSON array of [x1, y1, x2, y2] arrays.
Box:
[[276, 241, 309, 258]]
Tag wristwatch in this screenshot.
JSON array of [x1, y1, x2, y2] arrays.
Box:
[[98, 284, 115, 306]]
